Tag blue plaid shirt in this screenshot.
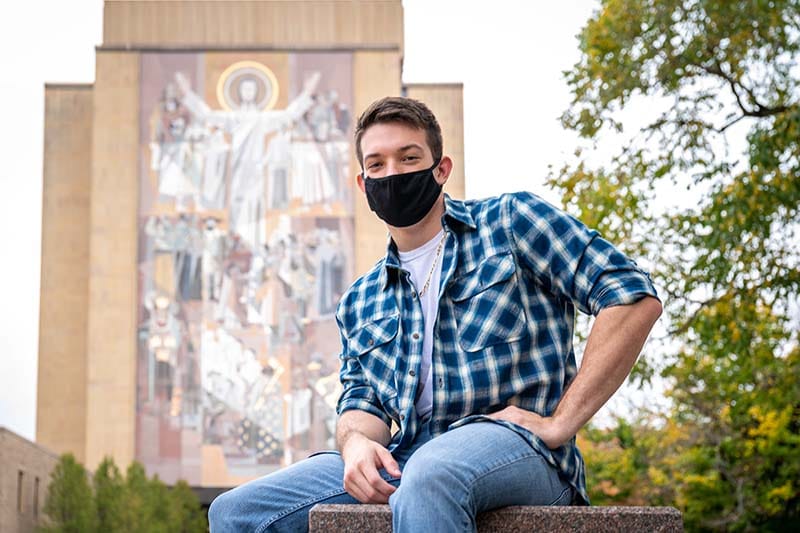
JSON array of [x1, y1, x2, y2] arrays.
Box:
[[335, 192, 659, 504]]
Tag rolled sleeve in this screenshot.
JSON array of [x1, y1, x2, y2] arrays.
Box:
[[507, 192, 659, 316], [334, 313, 391, 427]]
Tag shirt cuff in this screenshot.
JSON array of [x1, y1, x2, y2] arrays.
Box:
[[591, 268, 660, 313], [337, 398, 392, 427]]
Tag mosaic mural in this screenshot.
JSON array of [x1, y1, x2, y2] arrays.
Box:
[[135, 52, 354, 485]]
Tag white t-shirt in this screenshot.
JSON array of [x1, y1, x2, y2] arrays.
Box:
[[397, 229, 445, 420]]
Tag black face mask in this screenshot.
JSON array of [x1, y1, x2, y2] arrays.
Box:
[[364, 160, 442, 227]]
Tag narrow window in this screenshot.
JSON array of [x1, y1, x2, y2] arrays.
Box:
[[34, 476, 40, 516], [17, 470, 24, 513]]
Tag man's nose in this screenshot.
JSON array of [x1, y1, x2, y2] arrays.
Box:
[[384, 161, 400, 176]]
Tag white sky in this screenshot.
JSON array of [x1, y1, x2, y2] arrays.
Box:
[[0, 0, 604, 440]]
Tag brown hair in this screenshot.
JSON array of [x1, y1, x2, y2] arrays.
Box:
[[354, 96, 442, 169]]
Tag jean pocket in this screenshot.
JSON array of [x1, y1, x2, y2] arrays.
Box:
[[449, 415, 557, 458], [306, 450, 340, 459], [448, 414, 532, 444], [548, 486, 574, 506]]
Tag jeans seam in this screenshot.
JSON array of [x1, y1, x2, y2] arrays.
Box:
[[466, 452, 573, 511], [469, 451, 541, 489], [254, 487, 347, 533], [464, 452, 540, 515], [546, 486, 573, 506]]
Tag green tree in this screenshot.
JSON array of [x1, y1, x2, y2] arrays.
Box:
[[123, 461, 208, 533], [93, 457, 127, 532], [168, 480, 208, 533], [39, 453, 97, 533], [151, 475, 172, 533], [40, 455, 207, 532], [558, 1, 800, 530], [124, 461, 158, 532]]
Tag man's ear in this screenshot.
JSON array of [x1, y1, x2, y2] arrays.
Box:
[[435, 156, 454, 186], [356, 172, 366, 195]]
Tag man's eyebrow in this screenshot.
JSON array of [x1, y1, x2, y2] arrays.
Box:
[[398, 143, 424, 152], [364, 143, 423, 161], [364, 144, 424, 162]]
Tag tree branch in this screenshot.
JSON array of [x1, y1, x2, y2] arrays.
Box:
[[718, 113, 746, 132], [696, 61, 793, 118]]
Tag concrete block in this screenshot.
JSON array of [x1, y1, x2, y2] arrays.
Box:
[[308, 504, 684, 532]]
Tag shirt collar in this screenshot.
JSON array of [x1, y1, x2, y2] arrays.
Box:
[[443, 194, 476, 230], [378, 194, 475, 290]]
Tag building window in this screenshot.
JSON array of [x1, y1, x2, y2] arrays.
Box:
[[34, 476, 40, 516], [17, 470, 24, 514]]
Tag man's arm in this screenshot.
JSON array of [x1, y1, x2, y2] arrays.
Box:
[[336, 410, 400, 503], [334, 310, 400, 504], [336, 409, 392, 450], [490, 296, 662, 448], [494, 192, 663, 448]]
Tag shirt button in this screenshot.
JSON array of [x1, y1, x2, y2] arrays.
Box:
[[409, 370, 416, 377], [367, 339, 374, 346], [438, 378, 443, 386], [400, 414, 405, 421], [411, 291, 417, 299], [412, 333, 420, 340]]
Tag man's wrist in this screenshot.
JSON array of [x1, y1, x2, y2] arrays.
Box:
[[543, 413, 577, 448], [338, 430, 370, 460]]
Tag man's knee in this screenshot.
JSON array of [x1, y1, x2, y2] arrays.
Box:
[[391, 453, 469, 512], [208, 483, 285, 532], [208, 488, 237, 530]]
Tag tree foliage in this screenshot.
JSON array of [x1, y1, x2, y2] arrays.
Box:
[[39, 455, 207, 533], [558, 1, 800, 530], [93, 457, 127, 532], [40, 453, 96, 533]]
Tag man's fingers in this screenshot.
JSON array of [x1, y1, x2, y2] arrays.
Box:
[[343, 468, 370, 503], [375, 446, 402, 478], [362, 465, 396, 500], [341, 439, 399, 503], [345, 463, 393, 504]]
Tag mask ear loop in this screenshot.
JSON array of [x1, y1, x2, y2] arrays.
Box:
[[431, 158, 442, 182]]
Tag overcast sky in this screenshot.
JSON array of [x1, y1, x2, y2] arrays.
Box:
[[0, 0, 602, 440]]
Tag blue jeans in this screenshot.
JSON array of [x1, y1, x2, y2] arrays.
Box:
[[208, 420, 574, 532]]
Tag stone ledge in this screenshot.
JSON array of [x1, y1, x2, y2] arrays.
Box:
[[308, 504, 684, 532]]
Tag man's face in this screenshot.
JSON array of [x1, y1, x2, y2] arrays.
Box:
[[360, 122, 433, 179]]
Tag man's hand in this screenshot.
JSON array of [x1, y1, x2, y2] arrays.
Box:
[[341, 433, 401, 504], [488, 406, 569, 449]]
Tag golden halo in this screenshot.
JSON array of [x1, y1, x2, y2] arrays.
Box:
[[216, 60, 280, 111]]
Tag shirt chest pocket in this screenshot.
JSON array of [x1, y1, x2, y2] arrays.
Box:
[[448, 252, 529, 352], [347, 314, 401, 402]]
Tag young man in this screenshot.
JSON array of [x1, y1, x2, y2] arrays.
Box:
[[208, 97, 662, 532]]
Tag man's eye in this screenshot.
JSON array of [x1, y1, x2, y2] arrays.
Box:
[[403, 156, 419, 162]]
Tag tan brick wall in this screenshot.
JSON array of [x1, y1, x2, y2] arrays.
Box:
[[103, 0, 404, 52], [405, 84, 465, 200], [37, 85, 93, 464], [84, 51, 141, 471], [0, 428, 60, 533]]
